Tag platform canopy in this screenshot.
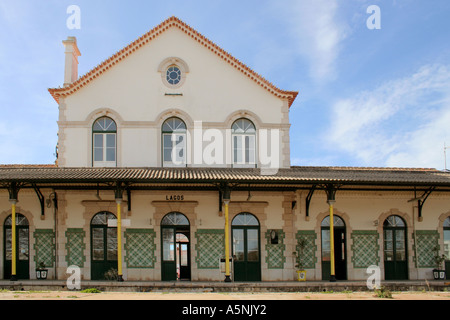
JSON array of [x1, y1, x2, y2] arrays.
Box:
[[1, 166, 450, 192]]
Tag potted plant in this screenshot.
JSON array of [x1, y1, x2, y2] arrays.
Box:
[[36, 262, 48, 280], [294, 238, 307, 282], [432, 246, 446, 280], [104, 268, 118, 281]]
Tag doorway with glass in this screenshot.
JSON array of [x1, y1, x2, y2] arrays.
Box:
[[161, 212, 191, 281], [232, 213, 261, 282]]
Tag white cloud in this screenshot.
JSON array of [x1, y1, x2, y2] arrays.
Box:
[[280, 0, 349, 82], [327, 64, 450, 169], [385, 105, 450, 169]]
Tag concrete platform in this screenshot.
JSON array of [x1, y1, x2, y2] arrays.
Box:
[[0, 280, 449, 293]]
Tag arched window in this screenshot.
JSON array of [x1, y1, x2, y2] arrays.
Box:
[[93, 117, 117, 167], [321, 216, 345, 228], [232, 213, 259, 226], [161, 212, 190, 226], [384, 215, 406, 228], [232, 118, 256, 167], [5, 214, 29, 227], [162, 117, 187, 167]]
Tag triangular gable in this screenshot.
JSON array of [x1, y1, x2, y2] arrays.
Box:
[[48, 16, 298, 107]]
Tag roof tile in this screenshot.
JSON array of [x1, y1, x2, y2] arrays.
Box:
[[0, 166, 449, 187]]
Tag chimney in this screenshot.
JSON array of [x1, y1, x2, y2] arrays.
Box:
[[62, 36, 81, 87]]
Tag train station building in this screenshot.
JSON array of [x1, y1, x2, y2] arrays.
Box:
[[1, 16, 449, 283]]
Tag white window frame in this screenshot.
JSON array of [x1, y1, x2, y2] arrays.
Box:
[[93, 117, 117, 167], [232, 119, 257, 168], [162, 117, 187, 167]]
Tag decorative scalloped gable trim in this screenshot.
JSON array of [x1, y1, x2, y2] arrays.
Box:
[[48, 16, 298, 107]]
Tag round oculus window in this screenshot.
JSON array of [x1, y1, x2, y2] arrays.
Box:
[[166, 65, 181, 85]]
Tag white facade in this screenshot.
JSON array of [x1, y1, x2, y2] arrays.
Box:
[[53, 18, 295, 169], [1, 17, 449, 283]]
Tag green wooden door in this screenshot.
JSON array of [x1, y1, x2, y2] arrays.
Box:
[[232, 227, 261, 281], [4, 214, 30, 280], [161, 227, 177, 281], [384, 216, 408, 280], [90, 212, 117, 280], [232, 213, 261, 282]]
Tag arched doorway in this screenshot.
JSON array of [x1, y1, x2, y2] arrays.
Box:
[[161, 212, 190, 281], [4, 214, 29, 279], [383, 215, 408, 280], [90, 212, 117, 280], [443, 217, 450, 276], [321, 215, 347, 280], [232, 213, 261, 281]]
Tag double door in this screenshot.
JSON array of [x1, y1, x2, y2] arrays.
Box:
[[91, 224, 117, 280], [232, 226, 261, 281], [4, 214, 29, 280], [4, 227, 29, 280], [384, 227, 408, 280], [90, 212, 118, 280]]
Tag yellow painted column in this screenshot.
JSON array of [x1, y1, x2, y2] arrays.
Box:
[[224, 199, 231, 282], [116, 199, 124, 282], [328, 200, 336, 282], [10, 200, 17, 280]]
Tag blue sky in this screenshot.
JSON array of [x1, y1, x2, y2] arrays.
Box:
[[1, 0, 450, 169]]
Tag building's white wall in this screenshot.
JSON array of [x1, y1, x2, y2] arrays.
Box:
[[120, 128, 158, 167], [58, 28, 290, 168], [63, 28, 284, 123], [59, 128, 88, 167]]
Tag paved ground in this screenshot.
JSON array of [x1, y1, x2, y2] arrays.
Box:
[[0, 290, 449, 300]]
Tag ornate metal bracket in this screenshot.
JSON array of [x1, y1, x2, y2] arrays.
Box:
[[305, 185, 316, 218]]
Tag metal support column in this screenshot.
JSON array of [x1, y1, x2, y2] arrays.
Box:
[[8, 182, 20, 281], [324, 184, 337, 282], [222, 184, 232, 282]]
